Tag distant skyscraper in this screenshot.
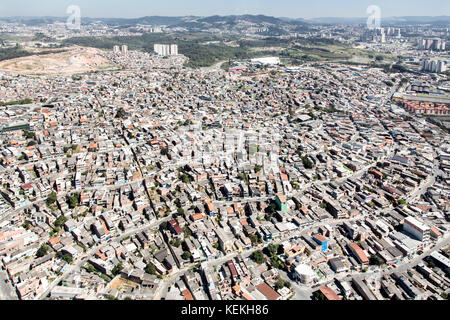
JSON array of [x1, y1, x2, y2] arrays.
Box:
[[422, 59, 447, 73], [113, 45, 120, 54], [170, 44, 179, 56], [154, 44, 179, 56], [121, 45, 128, 54], [437, 61, 447, 73], [418, 38, 446, 51]]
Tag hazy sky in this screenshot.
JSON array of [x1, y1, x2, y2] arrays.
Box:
[[0, 0, 448, 19]]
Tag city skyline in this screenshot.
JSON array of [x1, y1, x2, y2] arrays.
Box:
[[0, 0, 449, 19]]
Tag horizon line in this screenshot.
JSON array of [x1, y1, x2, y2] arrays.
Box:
[[0, 14, 449, 20]]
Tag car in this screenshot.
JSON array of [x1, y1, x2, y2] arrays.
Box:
[[392, 264, 397, 268]]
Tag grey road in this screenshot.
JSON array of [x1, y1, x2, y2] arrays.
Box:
[[0, 270, 17, 300]]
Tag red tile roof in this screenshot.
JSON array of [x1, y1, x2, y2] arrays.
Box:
[[319, 286, 341, 300], [256, 282, 280, 301]]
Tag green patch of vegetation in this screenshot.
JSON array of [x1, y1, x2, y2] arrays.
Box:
[[275, 277, 292, 290], [36, 244, 49, 258], [67, 193, 80, 209], [0, 47, 66, 62], [182, 251, 191, 260], [56, 251, 73, 264], [170, 238, 182, 248], [112, 263, 124, 276], [254, 164, 263, 173], [179, 172, 193, 184], [22, 221, 31, 230], [0, 98, 33, 106], [115, 107, 127, 119], [251, 250, 265, 265], [369, 254, 384, 266], [302, 156, 314, 169], [183, 226, 192, 238], [54, 215, 68, 228], [46, 192, 57, 206], [145, 262, 157, 275], [249, 233, 262, 245]]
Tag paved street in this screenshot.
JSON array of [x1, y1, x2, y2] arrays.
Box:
[[0, 271, 17, 300]]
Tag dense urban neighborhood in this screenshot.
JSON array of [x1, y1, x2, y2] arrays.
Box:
[[0, 13, 449, 301]]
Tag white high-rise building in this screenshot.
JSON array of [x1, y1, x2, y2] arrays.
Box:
[[154, 44, 179, 56], [422, 59, 447, 73], [418, 38, 446, 51], [437, 61, 447, 73], [113, 45, 120, 54], [121, 45, 128, 54], [170, 44, 179, 56]]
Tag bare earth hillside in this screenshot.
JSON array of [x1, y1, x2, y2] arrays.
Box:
[[0, 47, 117, 75]]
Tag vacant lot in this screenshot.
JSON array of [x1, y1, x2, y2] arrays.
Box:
[[0, 47, 117, 75]]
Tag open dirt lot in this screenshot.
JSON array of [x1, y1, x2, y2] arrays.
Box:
[[0, 47, 117, 75]]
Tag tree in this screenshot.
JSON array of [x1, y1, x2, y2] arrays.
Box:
[[112, 263, 123, 276], [183, 226, 192, 238], [315, 291, 327, 301], [270, 256, 285, 270], [23, 130, 35, 140], [36, 244, 49, 258], [171, 238, 182, 248], [84, 263, 97, 273], [179, 173, 192, 183], [182, 251, 191, 260], [54, 215, 68, 228], [161, 147, 169, 156], [369, 254, 384, 266], [46, 192, 57, 206], [22, 221, 31, 230], [267, 244, 278, 256], [249, 233, 261, 245], [145, 262, 157, 275], [275, 278, 285, 290], [177, 208, 185, 216], [115, 107, 127, 119], [440, 292, 450, 300], [268, 202, 278, 214], [251, 250, 265, 265], [277, 244, 285, 255], [57, 252, 73, 264], [68, 193, 80, 209], [302, 156, 314, 169]]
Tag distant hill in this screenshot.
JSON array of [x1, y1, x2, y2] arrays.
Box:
[[0, 14, 448, 27], [0, 14, 307, 28], [307, 15, 450, 25], [170, 15, 309, 34]]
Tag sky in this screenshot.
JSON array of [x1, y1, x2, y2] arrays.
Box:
[[0, 0, 449, 19]]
